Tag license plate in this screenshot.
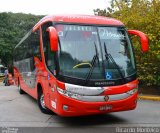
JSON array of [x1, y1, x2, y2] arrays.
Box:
[[99, 105, 112, 111]]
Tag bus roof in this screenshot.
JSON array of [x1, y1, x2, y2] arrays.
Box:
[[33, 15, 124, 32]]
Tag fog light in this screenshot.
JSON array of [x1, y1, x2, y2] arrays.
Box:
[[63, 105, 69, 111]]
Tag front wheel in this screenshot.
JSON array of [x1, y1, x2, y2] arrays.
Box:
[[38, 89, 52, 114]]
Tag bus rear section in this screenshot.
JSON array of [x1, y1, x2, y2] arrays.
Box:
[[14, 15, 148, 117]]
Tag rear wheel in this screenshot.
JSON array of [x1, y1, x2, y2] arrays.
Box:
[[18, 79, 25, 94], [38, 88, 52, 114]]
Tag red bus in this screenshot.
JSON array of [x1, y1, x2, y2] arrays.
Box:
[[13, 15, 148, 116]]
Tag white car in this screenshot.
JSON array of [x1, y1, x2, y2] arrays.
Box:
[[0, 65, 6, 77]]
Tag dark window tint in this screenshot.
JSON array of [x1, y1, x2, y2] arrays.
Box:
[[42, 22, 56, 74], [14, 29, 41, 61], [31, 30, 41, 60]]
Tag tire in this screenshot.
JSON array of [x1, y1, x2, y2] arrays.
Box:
[[38, 89, 52, 114], [18, 80, 25, 94]]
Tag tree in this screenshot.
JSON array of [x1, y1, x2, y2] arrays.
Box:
[[0, 12, 43, 69]]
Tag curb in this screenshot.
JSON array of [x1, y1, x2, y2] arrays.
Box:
[[138, 95, 160, 101]]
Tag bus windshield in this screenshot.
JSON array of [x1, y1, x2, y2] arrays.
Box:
[[55, 24, 136, 81]]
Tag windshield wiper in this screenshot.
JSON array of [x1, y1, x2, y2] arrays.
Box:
[[84, 42, 99, 85], [104, 42, 125, 81]]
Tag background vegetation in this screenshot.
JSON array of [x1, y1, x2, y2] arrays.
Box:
[[0, 12, 42, 69], [94, 0, 160, 87]]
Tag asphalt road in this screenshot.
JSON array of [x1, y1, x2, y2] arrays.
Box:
[[0, 83, 160, 132]]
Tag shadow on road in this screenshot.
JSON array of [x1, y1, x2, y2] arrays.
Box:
[[52, 114, 127, 126], [20, 90, 127, 126]]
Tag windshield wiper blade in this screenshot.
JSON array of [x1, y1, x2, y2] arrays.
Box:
[[84, 43, 99, 85], [104, 42, 125, 81]]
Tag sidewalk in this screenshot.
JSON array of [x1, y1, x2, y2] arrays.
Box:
[[0, 81, 4, 86]]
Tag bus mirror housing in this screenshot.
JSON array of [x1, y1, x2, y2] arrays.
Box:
[[47, 26, 58, 52], [128, 30, 149, 53]]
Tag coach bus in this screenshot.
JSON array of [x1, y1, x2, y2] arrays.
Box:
[[13, 15, 148, 116]]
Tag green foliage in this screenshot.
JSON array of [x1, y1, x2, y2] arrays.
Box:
[[0, 12, 43, 67], [94, 0, 160, 86]]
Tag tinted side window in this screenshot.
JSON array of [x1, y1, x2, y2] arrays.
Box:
[[14, 30, 41, 61], [31, 30, 41, 61]]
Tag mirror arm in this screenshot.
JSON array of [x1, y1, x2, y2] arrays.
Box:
[[47, 27, 58, 51], [128, 30, 149, 53]]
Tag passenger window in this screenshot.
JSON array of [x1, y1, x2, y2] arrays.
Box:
[[32, 30, 42, 61]]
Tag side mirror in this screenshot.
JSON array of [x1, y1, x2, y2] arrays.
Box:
[[128, 30, 149, 53], [47, 26, 58, 52]]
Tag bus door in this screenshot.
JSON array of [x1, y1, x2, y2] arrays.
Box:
[[42, 22, 57, 110]]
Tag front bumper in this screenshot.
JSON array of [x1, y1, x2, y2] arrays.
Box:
[[55, 91, 138, 117]]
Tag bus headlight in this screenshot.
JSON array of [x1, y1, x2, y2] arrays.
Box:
[[64, 83, 104, 96], [57, 83, 104, 101], [57, 87, 80, 99], [57, 87, 106, 102]]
